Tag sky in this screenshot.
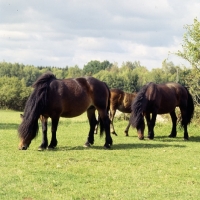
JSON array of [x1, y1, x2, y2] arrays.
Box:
[[0, 0, 200, 70]]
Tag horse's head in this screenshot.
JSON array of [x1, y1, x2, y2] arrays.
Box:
[[136, 117, 145, 140], [137, 129, 145, 140], [18, 138, 31, 150], [18, 114, 37, 150]]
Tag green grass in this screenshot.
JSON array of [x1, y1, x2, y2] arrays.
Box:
[[1, 110, 200, 200]]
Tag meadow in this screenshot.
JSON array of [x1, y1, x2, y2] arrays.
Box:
[[1, 110, 200, 200]]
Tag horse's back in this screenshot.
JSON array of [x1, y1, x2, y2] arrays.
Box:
[[46, 77, 109, 117], [147, 82, 188, 114], [110, 89, 136, 113]]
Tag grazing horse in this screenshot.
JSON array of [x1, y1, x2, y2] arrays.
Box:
[[95, 89, 137, 136], [18, 72, 113, 150], [130, 82, 194, 140]]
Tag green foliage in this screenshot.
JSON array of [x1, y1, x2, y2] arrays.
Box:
[[176, 18, 200, 68], [0, 77, 31, 110], [66, 65, 83, 78], [0, 55, 195, 110], [83, 60, 112, 75], [174, 18, 200, 104]]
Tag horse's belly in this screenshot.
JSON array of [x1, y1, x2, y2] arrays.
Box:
[[60, 101, 92, 118], [118, 105, 131, 113], [158, 107, 176, 114]]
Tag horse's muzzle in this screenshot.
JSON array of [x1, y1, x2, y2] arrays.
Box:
[[137, 131, 144, 140], [18, 140, 29, 150]]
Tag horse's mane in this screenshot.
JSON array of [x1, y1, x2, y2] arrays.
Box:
[[18, 72, 56, 140], [130, 83, 151, 128], [24, 72, 56, 117]]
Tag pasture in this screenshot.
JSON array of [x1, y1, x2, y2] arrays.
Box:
[[1, 110, 200, 200]]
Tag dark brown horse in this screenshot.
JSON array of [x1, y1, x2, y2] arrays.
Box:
[[130, 82, 194, 140], [18, 72, 112, 150], [95, 89, 137, 136]]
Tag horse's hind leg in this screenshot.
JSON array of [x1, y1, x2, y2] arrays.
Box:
[[48, 118, 59, 149], [168, 110, 177, 138], [124, 122, 131, 136], [84, 106, 97, 147], [180, 107, 189, 140], [94, 114, 100, 134], [99, 110, 113, 149], [38, 116, 48, 151], [110, 108, 117, 136]]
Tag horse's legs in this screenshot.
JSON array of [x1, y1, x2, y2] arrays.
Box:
[[94, 114, 100, 134], [180, 106, 189, 140], [38, 116, 48, 150], [145, 113, 151, 139], [168, 110, 177, 138], [110, 108, 117, 136], [48, 118, 59, 149], [124, 122, 131, 136], [146, 112, 157, 139], [99, 110, 113, 149], [85, 106, 97, 147]]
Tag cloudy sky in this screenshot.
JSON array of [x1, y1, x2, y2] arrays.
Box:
[[0, 0, 200, 70]]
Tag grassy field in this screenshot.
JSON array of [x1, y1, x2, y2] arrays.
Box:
[[1, 110, 200, 200]]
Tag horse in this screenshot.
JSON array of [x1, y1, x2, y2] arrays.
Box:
[[130, 82, 194, 140], [18, 72, 113, 150], [95, 89, 137, 136]]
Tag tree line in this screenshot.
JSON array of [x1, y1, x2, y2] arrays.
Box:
[[0, 18, 199, 111], [0, 60, 191, 111]]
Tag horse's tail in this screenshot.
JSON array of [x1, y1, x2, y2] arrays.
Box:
[[129, 84, 149, 129], [183, 87, 194, 126], [18, 72, 56, 140], [99, 82, 111, 137]]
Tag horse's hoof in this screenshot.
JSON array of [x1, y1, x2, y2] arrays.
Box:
[[47, 146, 56, 150], [138, 137, 144, 140], [168, 134, 176, 138], [148, 137, 154, 140], [83, 142, 91, 147], [38, 147, 46, 151], [184, 138, 189, 141], [104, 144, 111, 149], [111, 132, 118, 136]]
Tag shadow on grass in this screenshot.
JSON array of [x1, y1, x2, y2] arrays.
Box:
[[49, 142, 186, 151], [0, 123, 19, 130], [188, 136, 200, 142], [155, 135, 200, 142]]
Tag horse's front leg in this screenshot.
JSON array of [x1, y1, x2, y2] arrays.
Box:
[[146, 112, 157, 139], [38, 116, 48, 151], [168, 110, 177, 138], [48, 118, 59, 149]]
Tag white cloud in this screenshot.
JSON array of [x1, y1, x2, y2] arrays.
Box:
[[0, 0, 200, 70]]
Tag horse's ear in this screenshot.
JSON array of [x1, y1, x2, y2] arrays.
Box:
[[20, 114, 24, 119]]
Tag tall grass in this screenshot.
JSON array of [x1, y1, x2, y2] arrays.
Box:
[[0, 110, 200, 200]]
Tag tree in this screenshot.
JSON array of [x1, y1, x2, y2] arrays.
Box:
[[67, 65, 83, 78], [0, 77, 31, 110], [83, 60, 112, 76], [175, 18, 200, 104], [175, 18, 200, 69]]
